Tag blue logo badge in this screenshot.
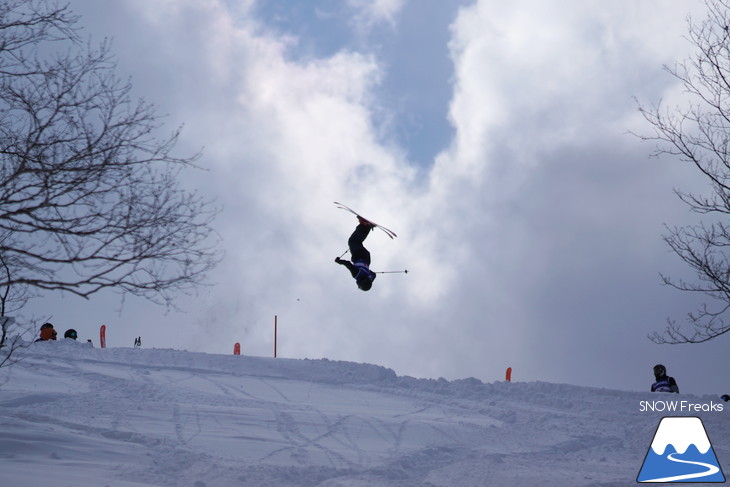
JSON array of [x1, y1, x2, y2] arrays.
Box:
[[637, 416, 725, 483]]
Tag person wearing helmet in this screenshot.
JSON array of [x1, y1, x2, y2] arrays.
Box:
[[64, 329, 78, 340], [35, 323, 57, 342], [335, 217, 377, 291], [651, 364, 679, 393]]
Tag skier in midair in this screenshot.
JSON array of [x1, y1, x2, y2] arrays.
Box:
[[335, 217, 377, 291]]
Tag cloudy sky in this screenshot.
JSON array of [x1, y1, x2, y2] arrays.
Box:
[[23, 0, 729, 395]]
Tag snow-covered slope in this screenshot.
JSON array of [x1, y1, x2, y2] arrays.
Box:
[[0, 340, 727, 486]]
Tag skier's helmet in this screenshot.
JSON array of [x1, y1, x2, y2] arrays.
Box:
[[64, 329, 78, 340], [357, 277, 372, 291], [653, 364, 666, 379]]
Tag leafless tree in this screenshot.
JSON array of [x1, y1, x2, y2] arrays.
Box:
[[0, 248, 30, 350], [638, 0, 730, 343], [0, 0, 220, 324]]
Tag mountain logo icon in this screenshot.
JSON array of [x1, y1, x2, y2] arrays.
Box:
[[637, 416, 725, 483]]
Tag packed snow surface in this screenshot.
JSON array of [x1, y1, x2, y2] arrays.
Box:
[[0, 340, 727, 486]]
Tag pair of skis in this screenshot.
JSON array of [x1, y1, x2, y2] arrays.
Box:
[[334, 202, 397, 239]]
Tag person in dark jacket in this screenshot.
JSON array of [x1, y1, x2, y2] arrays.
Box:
[[335, 217, 377, 291], [651, 364, 679, 393]]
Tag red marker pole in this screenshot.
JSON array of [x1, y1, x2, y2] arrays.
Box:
[[505, 367, 512, 382], [234, 342, 241, 355], [274, 315, 277, 358]]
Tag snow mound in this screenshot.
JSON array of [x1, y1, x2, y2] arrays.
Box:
[[0, 341, 727, 486]]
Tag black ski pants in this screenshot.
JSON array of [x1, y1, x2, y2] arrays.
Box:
[[348, 224, 371, 265]]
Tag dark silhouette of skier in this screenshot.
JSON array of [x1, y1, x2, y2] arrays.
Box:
[[335, 217, 376, 291]]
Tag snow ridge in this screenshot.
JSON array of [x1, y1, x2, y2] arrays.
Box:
[[0, 340, 727, 487]]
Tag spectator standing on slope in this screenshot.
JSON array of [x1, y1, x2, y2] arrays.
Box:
[[651, 364, 679, 393], [34, 323, 57, 342]]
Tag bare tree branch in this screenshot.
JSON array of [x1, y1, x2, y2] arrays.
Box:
[[638, 0, 730, 343], [0, 1, 221, 310]]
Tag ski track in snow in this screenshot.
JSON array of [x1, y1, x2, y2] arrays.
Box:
[[0, 340, 727, 486]]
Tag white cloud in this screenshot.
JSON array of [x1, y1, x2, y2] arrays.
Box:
[[35, 0, 729, 393], [348, 0, 407, 30]]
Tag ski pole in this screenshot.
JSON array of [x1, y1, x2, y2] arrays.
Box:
[[338, 249, 349, 258], [375, 270, 408, 274]]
